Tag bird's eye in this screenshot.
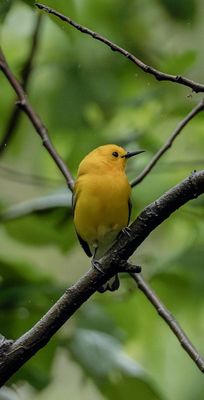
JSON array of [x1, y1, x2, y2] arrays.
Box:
[[112, 151, 119, 158]]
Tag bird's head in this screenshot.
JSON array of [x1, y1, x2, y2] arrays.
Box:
[[77, 144, 144, 176]]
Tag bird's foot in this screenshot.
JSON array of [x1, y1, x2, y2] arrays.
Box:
[[97, 285, 106, 293], [118, 226, 132, 239], [91, 259, 104, 274], [97, 274, 120, 293]]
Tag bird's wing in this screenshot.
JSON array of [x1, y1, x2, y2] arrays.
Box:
[[72, 192, 92, 258], [128, 197, 132, 225], [76, 230, 92, 258]]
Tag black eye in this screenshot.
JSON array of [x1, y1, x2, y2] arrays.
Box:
[[112, 151, 119, 158]]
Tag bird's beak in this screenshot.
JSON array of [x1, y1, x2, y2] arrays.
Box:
[[121, 150, 145, 159]]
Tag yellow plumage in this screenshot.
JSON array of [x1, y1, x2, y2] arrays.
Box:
[[73, 144, 144, 292]]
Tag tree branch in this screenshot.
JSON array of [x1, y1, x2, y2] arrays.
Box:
[[131, 99, 204, 186], [35, 3, 204, 93], [0, 47, 74, 191], [0, 170, 204, 385], [1, 23, 204, 386], [131, 273, 204, 371], [0, 14, 42, 156]]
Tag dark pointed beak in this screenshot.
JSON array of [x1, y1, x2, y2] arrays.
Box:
[[121, 150, 145, 159]]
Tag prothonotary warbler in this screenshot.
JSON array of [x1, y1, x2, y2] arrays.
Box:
[[73, 144, 144, 292]]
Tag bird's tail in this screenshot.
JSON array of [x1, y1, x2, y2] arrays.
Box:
[[97, 274, 120, 293]]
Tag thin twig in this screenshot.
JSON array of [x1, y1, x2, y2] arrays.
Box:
[[0, 47, 74, 191], [0, 170, 204, 385], [0, 14, 42, 156], [0, 163, 62, 187], [35, 3, 204, 93], [131, 99, 204, 186], [131, 273, 204, 371]]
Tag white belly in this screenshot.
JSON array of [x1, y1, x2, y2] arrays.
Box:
[[92, 228, 120, 259]]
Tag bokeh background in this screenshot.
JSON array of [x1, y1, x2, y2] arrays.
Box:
[[0, 0, 204, 399]]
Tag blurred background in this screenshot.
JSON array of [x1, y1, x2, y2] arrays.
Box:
[[0, 0, 204, 399]]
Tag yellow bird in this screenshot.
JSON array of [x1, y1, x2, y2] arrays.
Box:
[[73, 144, 144, 292]]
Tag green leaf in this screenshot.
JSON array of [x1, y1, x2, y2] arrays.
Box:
[[12, 337, 59, 390], [0, 387, 19, 400], [0, 258, 63, 335], [68, 329, 164, 399], [0, 191, 72, 219], [0, 0, 13, 23], [23, 0, 36, 6], [159, 0, 197, 21], [77, 303, 124, 340], [159, 51, 197, 75], [3, 209, 73, 251], [102, 375, 163, 400], [0, 190, 75, 252], [0, 258, 64, 389], [69, 328, 143, 378]]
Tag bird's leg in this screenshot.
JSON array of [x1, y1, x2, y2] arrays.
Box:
[[92, 259, 104, 274], [91, 246, 104, 274], [118, 226, 132, 239], [122, 226, 132, 237]]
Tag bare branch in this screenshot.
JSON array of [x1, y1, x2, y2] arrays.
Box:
[[131, 99, 204, 187], [131, 273, 204, 372], [0, 47, 74, 191], [35, 3, 204, 93], [0, 14, 42, 155], [1, 170, 204, 385]]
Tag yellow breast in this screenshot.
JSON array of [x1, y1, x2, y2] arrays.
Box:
[[74, 170, 131, 246]]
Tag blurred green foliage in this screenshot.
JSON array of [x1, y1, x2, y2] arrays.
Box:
[[0, 0, 204, 399]]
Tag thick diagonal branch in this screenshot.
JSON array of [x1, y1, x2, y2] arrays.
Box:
[[0, 170, 204, 385], [35, 3, 204, 93]]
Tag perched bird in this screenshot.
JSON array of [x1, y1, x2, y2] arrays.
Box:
[[73, 144, 144, 292]]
